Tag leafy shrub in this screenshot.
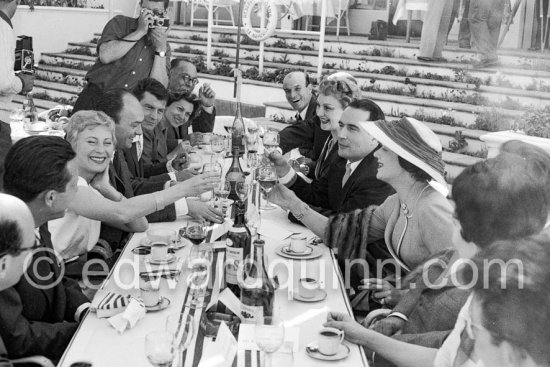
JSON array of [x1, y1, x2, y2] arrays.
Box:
[[516, 106, 550, 138]]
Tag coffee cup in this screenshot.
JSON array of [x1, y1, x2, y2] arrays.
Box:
[[147, 228, 176, 246], [151, 241, 168, 262], [290, 234, 307, 253], [298, 277, 319, 299], [140, 280, 160, 307], [318, 327, 344, 356]]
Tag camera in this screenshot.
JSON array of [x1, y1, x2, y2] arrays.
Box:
[[14, 35, 34, 74], [142, 8, 170, 29]]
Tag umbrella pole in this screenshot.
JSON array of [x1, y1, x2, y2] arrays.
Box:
[[234, 0, 243, 98]]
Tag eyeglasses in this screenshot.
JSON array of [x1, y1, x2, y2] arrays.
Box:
[[0, 237, 42, 259], [178, 73, 199, 86]]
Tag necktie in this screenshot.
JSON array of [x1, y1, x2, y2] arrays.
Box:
[[135, 135, 143, 161], [342, 162, 352, 187], [315, 138, 335, 179], [295, 113, 302, 121]]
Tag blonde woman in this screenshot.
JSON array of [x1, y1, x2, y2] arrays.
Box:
[[49, 110, 218, 261]]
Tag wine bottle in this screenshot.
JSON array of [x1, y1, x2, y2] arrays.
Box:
[[225, 146, 245, 202], [224, 201, 251, 297], [240, 239, 274, 323], [231, 101, 245, 156], [26, 92, 38, 124]]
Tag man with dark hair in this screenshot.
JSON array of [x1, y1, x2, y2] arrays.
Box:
[[269, 98, 393, 217], [279, 71, 330, 178], [72, 0, 171, 112], [0, 136, 90, 362], [95, 89, 222, 249], [0, 0, 34, 191], [128, 77, 189, 179], [165, 58, 216, 151]]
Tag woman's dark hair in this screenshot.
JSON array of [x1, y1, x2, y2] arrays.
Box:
[[3, 136, 76, 202], [452, 154, 547, 248], [167, 92, 201, 122], [461, 235, 550, 366], [398, 156, 431, 182]]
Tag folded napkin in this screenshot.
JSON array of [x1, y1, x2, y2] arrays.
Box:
[[94, 291, 132, 319], [107, 297, 146, 334]]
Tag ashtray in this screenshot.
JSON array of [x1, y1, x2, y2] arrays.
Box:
[[199, 311, 240, 339]]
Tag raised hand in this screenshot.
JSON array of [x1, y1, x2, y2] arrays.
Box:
[[198, 83, 216, 108], [137, 8, 153, 36], [187, 199, 224, 224], [267, 184, 298, 211], [171, 152, 189, 171], [177, 172, 219, 197], [267, 151, 291, 178]]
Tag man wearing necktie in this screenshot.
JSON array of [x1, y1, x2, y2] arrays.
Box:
[[279, 71, 330, 178], [270, 99, 394, 218]]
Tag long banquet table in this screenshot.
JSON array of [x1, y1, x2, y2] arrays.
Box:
[[58, 208, 369, 367]]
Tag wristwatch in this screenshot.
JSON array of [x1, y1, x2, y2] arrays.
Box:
[[155, 50, 166, 57]]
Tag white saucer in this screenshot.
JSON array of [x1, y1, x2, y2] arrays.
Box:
[[293, 288, 327, 302], [306, 343, 350, 361], [145, 296, 170, 312], [276, 244, 322, 260], [147, 254, 176, 265], [281, 245, 313, 256]]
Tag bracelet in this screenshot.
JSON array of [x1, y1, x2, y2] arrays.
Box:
[[291, 203, 310, 221]]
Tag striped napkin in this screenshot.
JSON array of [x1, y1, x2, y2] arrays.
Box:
[[94, 291, 132, 319]]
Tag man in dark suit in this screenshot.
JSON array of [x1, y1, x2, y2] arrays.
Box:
[[0, 121, 11, 192], [270, 99, 393, 217], [96, 90, 223, 249], [278, 71, 331, 178], [0, 136, 89, 362], [166, 58, 216, 151]]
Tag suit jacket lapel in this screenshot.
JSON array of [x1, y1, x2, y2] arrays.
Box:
[[339, 155, 373, 205], [37, 225, 60, 305]]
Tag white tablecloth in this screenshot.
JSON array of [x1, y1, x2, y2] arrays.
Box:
[[58, 208, 368, 367]]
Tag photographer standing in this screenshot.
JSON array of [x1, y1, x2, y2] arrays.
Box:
[[0, 0, 34, 191], [72, 0, 171, 112]]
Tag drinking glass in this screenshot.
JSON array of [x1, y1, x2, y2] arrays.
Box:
[[203, 162, 223, 198], [188, 152, 202, 171], [185, 219, 207, 246], [245, 204, 261, 239], [214, 180, 231, 201], [257, 165, 277, 210], [235, 181, 251, 203], [166, 313, 194, 353], [255, 315, 285, 367], [186, 243, 213, 309], [211, 134, 226, 161], [262, 129, 280, 155], [144, 331, 176, 367]]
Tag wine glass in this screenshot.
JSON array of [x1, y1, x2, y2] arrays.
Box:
[[214, 180, 231, 201], [166, 313, 194, 354], [187, 152, 203, 172], [211, 134, 226, 162], [235, 181, 251, 203], [186, 243, 213, 309], [245, 204, 261, 239], [262, 129, 280, 155], [257, 165, 277, 210], [185, 219, 207, 246], [144, 330, 176, 367], [203, 162, 223, 198], [255, 315, 285, 367]]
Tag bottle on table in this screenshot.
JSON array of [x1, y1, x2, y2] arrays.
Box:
[[225, 146, 245, 202], [224, 200, 252, 297], [240, 238, 274, 323], [231, 101, 245, 156], [25, 92, 38, 124]]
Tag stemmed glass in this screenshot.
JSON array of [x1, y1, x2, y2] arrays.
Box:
[[214, 180, 231, 201], [203, 162, 223, 199], [211, 134, 226, 162], [235, 181, 251, 203], [257, 165, 278, 210], [187, 152, 202, 172], [255, 315, 285, 367], [144, 330, 176, 367], [245, 204, 261, 239], [185, 219, 207, 246], [166, 313, 194, 356], [262, 129, 280, 155], [186, 243, 213, 309]]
